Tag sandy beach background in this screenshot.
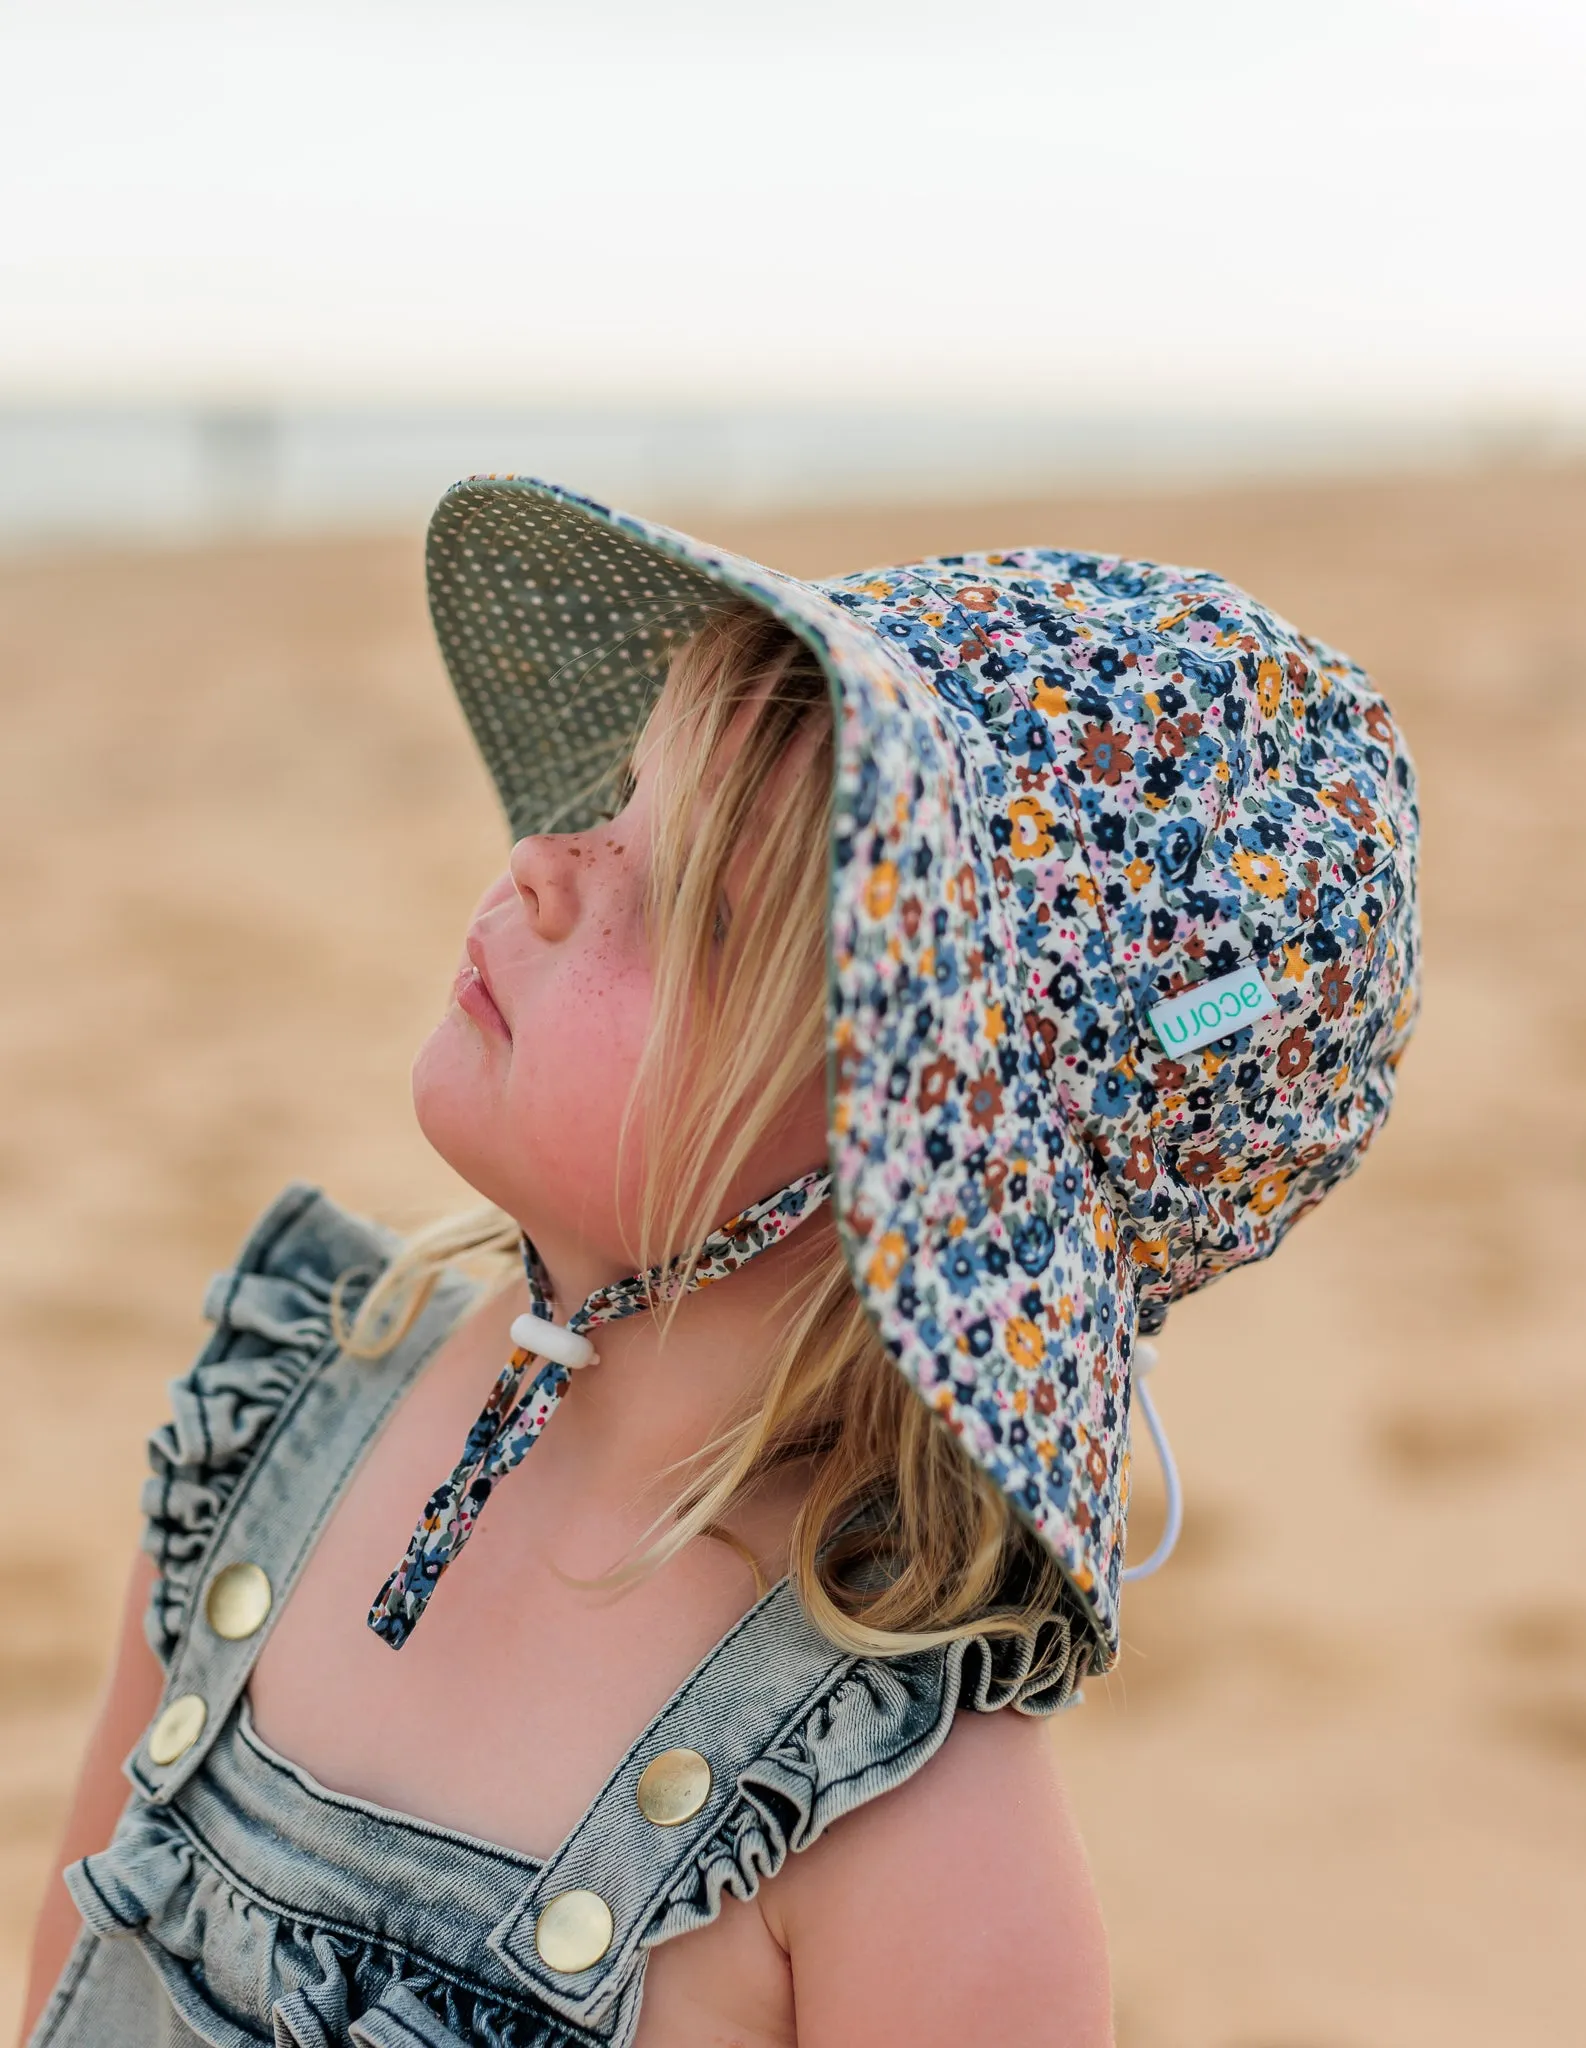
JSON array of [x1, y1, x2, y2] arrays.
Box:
[[2, 465, 1583, 2046]]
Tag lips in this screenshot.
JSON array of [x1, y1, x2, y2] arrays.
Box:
[[455, 934, 511, 1042]]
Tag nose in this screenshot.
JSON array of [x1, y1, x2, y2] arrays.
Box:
[[508, 834, 584, 942]]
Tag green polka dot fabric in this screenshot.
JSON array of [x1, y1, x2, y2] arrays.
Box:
[[428, 482, 739, 838]]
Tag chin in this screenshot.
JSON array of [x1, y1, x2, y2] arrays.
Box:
[[410, 1014, 514, 1206], [411, 1016, 650, 1273]]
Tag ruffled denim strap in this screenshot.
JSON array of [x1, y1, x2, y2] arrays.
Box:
[[130, 1185, 478, 1808]]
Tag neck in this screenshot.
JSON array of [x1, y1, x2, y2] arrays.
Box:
[[496, 1212, 837, 1513]]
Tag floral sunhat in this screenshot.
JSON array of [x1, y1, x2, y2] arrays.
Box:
[[426, 477, 1421, 1668]]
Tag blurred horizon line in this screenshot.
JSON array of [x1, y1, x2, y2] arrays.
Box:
[[4, 398, 1584, 550]]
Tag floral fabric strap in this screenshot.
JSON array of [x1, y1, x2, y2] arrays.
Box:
[[367, 1166, 833, 1649]]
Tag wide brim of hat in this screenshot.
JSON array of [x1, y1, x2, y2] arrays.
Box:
[[427, 475, 1133, 1667]]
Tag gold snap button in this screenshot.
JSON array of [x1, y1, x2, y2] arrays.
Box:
[[635, 1747, 712, 1827], [205, 1561, 273, 1641], [148, 1693, 207, 1766], [534, 1888, 614, 1975]]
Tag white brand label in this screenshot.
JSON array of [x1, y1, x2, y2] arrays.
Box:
[[1148, 967, 1277, 1056]]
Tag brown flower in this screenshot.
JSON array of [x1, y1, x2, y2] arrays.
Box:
[[1179, 1147, 1226, 1187], [1033, 1379, 1059, 1415], [1123, 1136, 1158, 1192], [1077, 721, 1135, 787], [966, 1069, 1005, 1131], [1029, 1014, 1059, 1072], [1326, 776, 1376, 830], [900, 894, 924, 941], [1276, 1025, 1313, 1077], [917, 1054, 957, 1113], [1320, 962, 1352, 1019]]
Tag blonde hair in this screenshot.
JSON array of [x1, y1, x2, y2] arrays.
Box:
[[345, 605, 1090, 1681]]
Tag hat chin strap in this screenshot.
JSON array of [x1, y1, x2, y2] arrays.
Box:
[[1120, 1339, 1184, 1583], [366, 1165, 833, 1650], [507, 1314, 598, 1370]]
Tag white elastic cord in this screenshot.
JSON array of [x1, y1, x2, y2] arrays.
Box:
[[509, 1315, 599, 1370], [1121, 1338, 1184, 1582]]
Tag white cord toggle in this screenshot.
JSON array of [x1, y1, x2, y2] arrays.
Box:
[[1121, 1337, 1184, 1583], [509, 1315, 599, 1370]]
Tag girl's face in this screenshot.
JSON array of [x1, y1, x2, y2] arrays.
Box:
[[412, 676, 828, 1301]]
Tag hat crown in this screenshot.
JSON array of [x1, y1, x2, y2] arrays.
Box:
[[818, 548, 1419, 1328]]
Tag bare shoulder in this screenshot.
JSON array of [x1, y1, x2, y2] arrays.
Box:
[[766, 1706, 1113, 2048]]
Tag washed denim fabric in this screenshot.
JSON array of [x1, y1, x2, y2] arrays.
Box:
[[33, 1185, 1078, 2048]]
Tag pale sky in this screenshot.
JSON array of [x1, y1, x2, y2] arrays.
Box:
[[2, 0, 1583, 410]]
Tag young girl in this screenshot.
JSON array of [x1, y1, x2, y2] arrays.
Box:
[[22, 476, 1419, 2048]]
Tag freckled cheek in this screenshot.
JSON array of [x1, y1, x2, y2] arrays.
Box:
[[504, 952, 655, 1161]]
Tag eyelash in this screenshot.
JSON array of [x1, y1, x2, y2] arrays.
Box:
[[598, 759, 727, 945], [600, 764, 637, 821]]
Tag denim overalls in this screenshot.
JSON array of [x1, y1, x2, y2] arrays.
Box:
[[32, 1184, 1077, 2048]]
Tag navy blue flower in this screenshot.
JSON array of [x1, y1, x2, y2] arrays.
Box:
[[1093, 809, 1126, 853], [1142, 756, 1182, 803], [942, 1239, 983, 1296], [1091, 645, 1127, 681], [1010, 1215, 1056, 1275], [852, 753, 880, 829], [1157, 817, 1204, 884], [1092, 1070, 1133, 1117], [1007, 705, 1059, 766], [1071, 683, 1112, 722], [1015, 911, 1049, 956]]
